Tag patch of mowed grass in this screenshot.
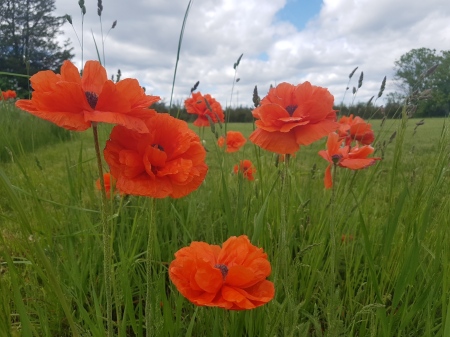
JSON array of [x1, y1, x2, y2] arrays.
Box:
[[0, 102, 73, 163], [1, 115, 450, 336]]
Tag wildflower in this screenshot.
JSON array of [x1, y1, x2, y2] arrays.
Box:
[[1, 90, 17, 100], [249, 82, 339, 154], [95, 172, 117, 198], [341, 234, 355, 243], [217, 136, 225, 147], [338, 114, 374, 145], [16, 60, 160, 132], [103, 113, 208, 198], [233, 160, 256, 181], [184, 92, 224, 127], [222, 131, 246, 153], [169, 235, 274, 310], [318, 132, 381, 189]]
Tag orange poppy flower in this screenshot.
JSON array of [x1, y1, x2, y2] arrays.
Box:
[[103, 113, 208, 198], [249, 82, 339, 154], [169, 235, 274, 310], [184, 92, 225, 127], [223, 131, 247, 153], [1, 90, 17, 100], [95, 173, 117, 198], [338, 114, 375, 145], [16, 60, 160, 132], [217, 136, 225, 147], [233, 160, 256, 181], [318, 132, 381, 189]]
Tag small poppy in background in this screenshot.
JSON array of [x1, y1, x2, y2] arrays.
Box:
[[338, 114, 375, 145], [233, 159, 256, 181], [16, 60, 160, 132], [249, 82, 339, 155], [318, 132, 381, 189], [341, 234, 355, 243], [95, 172, 117, 198], [221, 131, 246, 153], [1, 90, 17, 100], [217, 136, 225, 148], [103, 113, 208, 199], [169, 235, 274, 310], [184, 92, 224, 127]]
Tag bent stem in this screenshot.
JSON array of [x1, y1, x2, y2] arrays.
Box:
[[146, 198, 156, 337], [92, 124, 113, 336]]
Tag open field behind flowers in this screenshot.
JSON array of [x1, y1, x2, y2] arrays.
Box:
[[1, 92, 450, 336]]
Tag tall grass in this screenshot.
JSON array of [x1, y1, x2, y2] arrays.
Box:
[[0, 102, 72, 162], [1, 113, 450, 336]]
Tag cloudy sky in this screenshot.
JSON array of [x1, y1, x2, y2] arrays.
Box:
[[54, 0, 450, 109]]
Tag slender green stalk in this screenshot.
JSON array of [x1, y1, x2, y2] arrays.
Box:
[[169, 0, 194, 114], [92, 124, 113, 336], [146, 198, 156, 336]]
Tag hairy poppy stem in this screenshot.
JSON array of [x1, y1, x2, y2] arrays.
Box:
[[278, 157, 290, 279], [92, 124, 113, 337], [146, 198, 156, 336]]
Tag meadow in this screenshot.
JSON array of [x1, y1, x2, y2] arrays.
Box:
[[0, 97, 449, 336]]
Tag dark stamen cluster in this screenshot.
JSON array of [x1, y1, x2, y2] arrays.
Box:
[[214, 264, 228, 279], [285, 105, 298, 116], [85, 91, 98, 109]]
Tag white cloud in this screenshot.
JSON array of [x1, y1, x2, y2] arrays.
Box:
[[54, 0, 450, 109]]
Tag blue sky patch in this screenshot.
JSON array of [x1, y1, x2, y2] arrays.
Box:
[[276, 0, 323, 30]]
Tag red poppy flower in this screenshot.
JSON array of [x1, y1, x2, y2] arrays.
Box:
[[103, 113, 208, 198], [318, 132, 381, 189], [1, 90, 17, 100], [217, 136, 225, 147], [338, 114, 375, 145], [233, 160, 256, 181], [95, 173, 117, 198], [16, 60, 160, 132], [185, 92, 225, 127], [223, 131, 247, 153], [249, 82, 339, 155], [169, 235, 274, 310]]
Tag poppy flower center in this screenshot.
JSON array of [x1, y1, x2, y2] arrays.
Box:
[[285, 105, 298, 116], [331, 154, 342, 164], [85, 91, 99, 109], [214, 264, 228, 279], [152, 144, 164, 152]]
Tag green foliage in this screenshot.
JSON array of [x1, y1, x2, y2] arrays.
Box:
[[393, 48, 450, 117], [0, 102, 72, 162], [0, 0, 74, 96], [1, 116, 450, 336]]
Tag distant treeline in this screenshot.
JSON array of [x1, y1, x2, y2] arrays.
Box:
[[152, 101, 409, 123]]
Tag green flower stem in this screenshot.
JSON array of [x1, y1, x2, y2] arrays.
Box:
[[92, 124, 113, 337], [146, 198, 156, 337]]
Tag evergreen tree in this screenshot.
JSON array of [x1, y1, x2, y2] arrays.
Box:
[[0, 0, 73, 96]]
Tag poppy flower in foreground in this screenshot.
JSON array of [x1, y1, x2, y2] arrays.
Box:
[[233, 160, 256, 181], [103, 113, 208, 198], [249, 82, 339, 155], [16, 60, 160, 132], [338, 114, 375, 145], [318, 132, 381, 189], [1, 90, 17, 100], [221, 131, 247, 153], [184, 92, 224, 127], [95, 173, 117, 198], [169, 235, 274, 310]]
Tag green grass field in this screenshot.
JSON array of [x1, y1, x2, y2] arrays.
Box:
[[1, 101, 450, 336]]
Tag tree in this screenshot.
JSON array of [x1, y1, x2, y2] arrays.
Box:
[[0, 0, 73, 96], [393, 48, 450, 117]]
